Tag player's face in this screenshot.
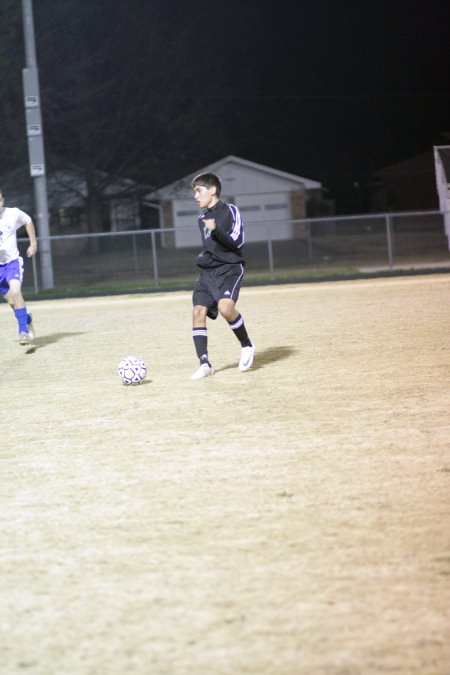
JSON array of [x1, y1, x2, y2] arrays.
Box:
[[193, 185, 217, 209]]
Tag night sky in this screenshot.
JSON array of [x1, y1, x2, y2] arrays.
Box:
[[6, 0, 450, 212]]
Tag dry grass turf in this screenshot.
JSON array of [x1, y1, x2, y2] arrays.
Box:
[[1, 274, 450, 675]]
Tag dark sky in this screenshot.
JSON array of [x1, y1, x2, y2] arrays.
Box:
[[185, 0, 450, 178], [26, 0, 450, 210]]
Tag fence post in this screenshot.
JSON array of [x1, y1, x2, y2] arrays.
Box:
[[307, 220, 313, 261], [385, 214, 394, 269], [267, 223, 274, 280], [151, 230, 159, 287], [132, 233, 139, 272]]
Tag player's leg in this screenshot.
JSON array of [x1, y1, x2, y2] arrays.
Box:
[[191, 274, 215, 379], [3, 259, 34, 344], [4, 269, 33, 345], [218, 297, 255, 371], [217, 264, 255, 371], [191, 304, 214, 379]]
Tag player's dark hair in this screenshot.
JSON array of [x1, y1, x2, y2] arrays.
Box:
[[191, 172, 221, 197]]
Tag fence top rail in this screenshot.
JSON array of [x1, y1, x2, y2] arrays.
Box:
[[17, 209, 448, 242], [18, 228, 168, 242]]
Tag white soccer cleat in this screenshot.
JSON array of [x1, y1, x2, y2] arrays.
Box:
[[19, 331, 32, 346], [191, 363, 214, 380], [239, 344, 255, 371]]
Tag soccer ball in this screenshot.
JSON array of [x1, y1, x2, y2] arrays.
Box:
[[117, 355, 147, 385]]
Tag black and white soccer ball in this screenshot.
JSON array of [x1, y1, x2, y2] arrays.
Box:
[[117, 355, 147, 385]]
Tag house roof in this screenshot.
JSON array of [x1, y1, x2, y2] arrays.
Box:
[[144, 155, 322, 200], [373, 151, 436, 178]]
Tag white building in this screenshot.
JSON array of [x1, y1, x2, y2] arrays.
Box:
[[1, 165, 150, 235], [144, 155, 323, 248]]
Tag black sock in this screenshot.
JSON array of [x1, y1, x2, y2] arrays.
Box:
[[192, 327, 210, 364], [228, 314, 252, 347]]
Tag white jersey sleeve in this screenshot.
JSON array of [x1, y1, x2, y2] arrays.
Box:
[[0, 207, 32, 264]]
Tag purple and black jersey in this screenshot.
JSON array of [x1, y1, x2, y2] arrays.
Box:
[[196, 200, 245, 269]]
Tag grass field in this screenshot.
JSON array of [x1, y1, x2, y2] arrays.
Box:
[[1, 275, 450, 675]]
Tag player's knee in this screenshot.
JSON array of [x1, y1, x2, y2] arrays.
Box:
[[6, 292, 20, 307], [218, 299, 236, 321], [193, 305, 207, 322]]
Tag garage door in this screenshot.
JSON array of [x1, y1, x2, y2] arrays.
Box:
[[172, 193, 293, 248], [234, 192, 292, 242]]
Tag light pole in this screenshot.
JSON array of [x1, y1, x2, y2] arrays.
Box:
[[21, 0, 54, 289]]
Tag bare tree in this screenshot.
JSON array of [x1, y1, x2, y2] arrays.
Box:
[[1, 0, 267, 231], [32, 1, 241, 232]]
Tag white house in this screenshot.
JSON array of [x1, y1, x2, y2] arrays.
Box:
[[1, 165, 151, 235], [143, 155, 323, 248]]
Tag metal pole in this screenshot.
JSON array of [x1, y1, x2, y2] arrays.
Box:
[[31, 252, 39, 292], [151, 230, 159, 287], [22, 0, 54, 289], [132, 233, 139, 272], [307, 220, 313, 260], [385, 214, 394, 270], [267, 223, 274, 280]]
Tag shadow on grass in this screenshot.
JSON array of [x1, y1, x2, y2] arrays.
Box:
[[215, 345, 297, 373], [24, 332, 86, 354], [118, 378, 153, 387]]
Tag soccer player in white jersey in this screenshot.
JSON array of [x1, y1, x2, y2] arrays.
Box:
[[0, 190, 37, 345], [190, 172, 255, 379]]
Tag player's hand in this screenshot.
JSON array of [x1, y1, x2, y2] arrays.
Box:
[[27, 242, 38, 257], [203, 218, 216, 231]]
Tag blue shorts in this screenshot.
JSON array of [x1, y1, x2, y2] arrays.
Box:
[[0, 258, 24, 295]]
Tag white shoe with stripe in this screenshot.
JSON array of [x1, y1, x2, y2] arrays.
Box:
[[239, 344, 255, 371]]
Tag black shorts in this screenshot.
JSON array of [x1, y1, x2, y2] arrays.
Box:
[[192, 263, 245, 320]]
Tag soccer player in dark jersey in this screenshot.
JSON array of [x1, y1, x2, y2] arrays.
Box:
[[190, 172, 255, 379]]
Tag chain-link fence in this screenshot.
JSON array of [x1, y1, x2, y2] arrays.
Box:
[[20, 210, 450, 295]]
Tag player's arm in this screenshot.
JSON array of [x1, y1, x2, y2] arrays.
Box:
[[24, 220, 38, 257], [210, 204, 244, 251]]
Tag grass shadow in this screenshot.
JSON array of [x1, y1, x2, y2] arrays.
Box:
[[24, 332, 86, 354], [119, 378, 153, 387], [215, 345, 297, 373], [251, 345, 297, 370]]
